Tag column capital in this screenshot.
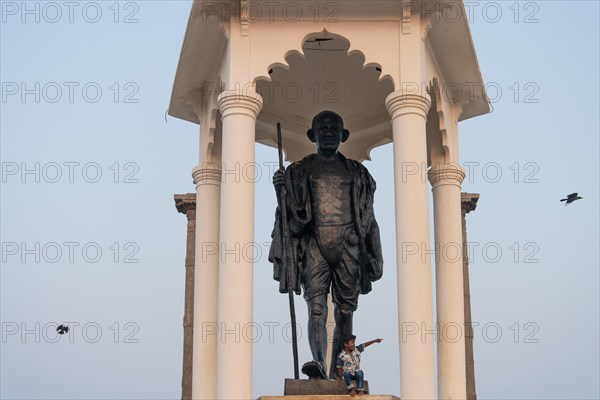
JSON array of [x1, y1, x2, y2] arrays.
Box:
[[217, 89, 263, 120], [174, 193, 197, 217], [428, 163, 465, 189], [385, 90, 431, 121], [192, 163, 222, 188], [461, 192, 480, 214]]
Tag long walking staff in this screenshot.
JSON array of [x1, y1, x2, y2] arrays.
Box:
[[276, 122, 300, 379]]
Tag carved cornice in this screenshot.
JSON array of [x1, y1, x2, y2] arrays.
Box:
[[461, 193, 480, 214], [174, 193, 197, 215]]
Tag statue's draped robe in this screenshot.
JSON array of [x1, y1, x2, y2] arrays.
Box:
[[269, 153, 383, 299]]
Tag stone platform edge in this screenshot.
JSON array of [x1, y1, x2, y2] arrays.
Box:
[[257, 396, 400, 400]]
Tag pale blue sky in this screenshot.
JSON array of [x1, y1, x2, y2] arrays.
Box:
[[1, 1, 599, 399]]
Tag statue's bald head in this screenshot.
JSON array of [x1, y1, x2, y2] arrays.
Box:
[[307, 111, 349, 149], [311, 111, 344, 130]]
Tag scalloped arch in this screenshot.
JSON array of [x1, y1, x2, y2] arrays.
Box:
[[253, 30, 395, 89]]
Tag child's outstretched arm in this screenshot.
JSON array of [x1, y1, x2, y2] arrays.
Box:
[[361, 338, 383, 349]]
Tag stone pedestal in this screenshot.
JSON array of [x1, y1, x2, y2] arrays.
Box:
[[284, 379, 370, 396], [259, 396, 400, 400]]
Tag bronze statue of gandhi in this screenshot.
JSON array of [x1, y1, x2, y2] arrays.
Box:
[[269, 111, 383, 379]]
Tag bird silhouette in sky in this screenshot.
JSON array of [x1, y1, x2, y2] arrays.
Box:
[[560, 193, 583, 206], [56, 324, 69, 335]]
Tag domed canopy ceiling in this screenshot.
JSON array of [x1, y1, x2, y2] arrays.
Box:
[[255, 31, 395, 162]]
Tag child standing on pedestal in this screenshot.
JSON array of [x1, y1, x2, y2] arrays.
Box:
[[336, 335, 383, 396]]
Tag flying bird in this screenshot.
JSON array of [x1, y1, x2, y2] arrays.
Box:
[[560, 193, 582, 205], [56, 324, 69, 335]]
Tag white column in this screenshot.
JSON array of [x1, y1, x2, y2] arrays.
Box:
[[191, 163, 221, 400], [428, 164, 467, 400], [385, 91, 436, 400], [216, 90, 263, 400]]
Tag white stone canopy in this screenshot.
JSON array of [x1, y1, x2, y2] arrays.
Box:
[[169, 0, 489, 163], [168, 2, 490, 399]]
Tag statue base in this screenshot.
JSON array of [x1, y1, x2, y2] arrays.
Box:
[[283, 378, 371, 396], [258, 396, 400, 400]]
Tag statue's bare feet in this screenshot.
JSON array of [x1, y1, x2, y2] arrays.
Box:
[[301, 361, 327, 379], [358, 390, 365, 396], [349, 388, 357, 397]]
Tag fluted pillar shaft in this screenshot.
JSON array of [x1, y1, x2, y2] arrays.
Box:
[[191, 164, 221, 400], [428, 164, 467, 400], [216, 90, 263, 400], [385, 90, 435, 400]]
